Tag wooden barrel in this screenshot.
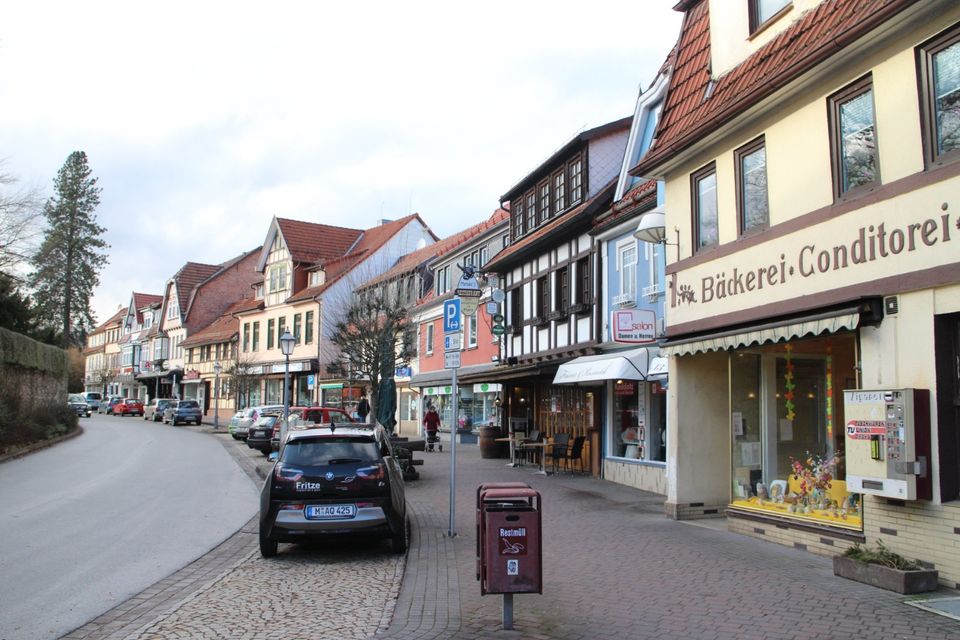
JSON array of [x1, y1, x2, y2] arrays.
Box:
[[478, 426, 504, 458]]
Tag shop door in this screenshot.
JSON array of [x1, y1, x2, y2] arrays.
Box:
[[935, 313, 960, 501], [203, 381, 211, 415]]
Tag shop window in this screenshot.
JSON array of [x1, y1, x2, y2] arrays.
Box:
[[305, 311, 314, 344], [728, 336, 862, 530], [829, 75, 879, 199], [607, 380, 667, 463], [735, 136, 769, 235], [918, 24, 960, 167], [691, 162, 718, 250], [749, 0, 790, 34]]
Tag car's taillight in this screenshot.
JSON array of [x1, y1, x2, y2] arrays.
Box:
[[274, 465, 303, 482], [356, 501, 375, 508], [280, 503, 305, 511], [356, 464, 385, 481]]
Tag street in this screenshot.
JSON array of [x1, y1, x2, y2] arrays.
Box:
[[0, 413, 258, 640]]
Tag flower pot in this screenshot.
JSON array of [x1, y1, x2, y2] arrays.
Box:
[[833, 555, 939, 594]]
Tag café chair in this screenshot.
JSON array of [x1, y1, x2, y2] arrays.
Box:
[[545, 433, 571, 474], [557, 435, 586, 474]]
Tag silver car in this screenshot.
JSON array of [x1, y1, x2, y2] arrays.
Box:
[[231, 405, 283, 440]]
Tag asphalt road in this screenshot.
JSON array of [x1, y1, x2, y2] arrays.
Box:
[[0, 413, 259, 640]]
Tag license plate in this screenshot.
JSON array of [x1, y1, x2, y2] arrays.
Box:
[[305, 504, 356, 519]]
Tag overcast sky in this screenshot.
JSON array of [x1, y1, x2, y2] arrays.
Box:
[[0, 1, 683, 325]]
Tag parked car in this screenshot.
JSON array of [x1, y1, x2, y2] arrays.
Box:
[[258, 424, 407, 558], [163, 400, 202, 426], [113, 398, 144, 417], [231, 404, 284, 440], [100, 396, 124, 415], [247, 413, 282, 455], [271, 406, 357, 451], [143, 398, 173, 422], [68, 393, 92, 417], [84, 392, 103, 413]]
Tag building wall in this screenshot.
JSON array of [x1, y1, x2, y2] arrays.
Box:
[[587, 131, 630, 199], [604, 459, 667, 495], [185, 251, 261, 333]]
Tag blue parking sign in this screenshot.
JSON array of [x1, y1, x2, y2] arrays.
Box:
[[443, 298, 461, 333]]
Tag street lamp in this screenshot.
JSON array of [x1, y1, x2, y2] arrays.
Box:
[[279, 330, 296, 450], [213, 361, 222, 429]]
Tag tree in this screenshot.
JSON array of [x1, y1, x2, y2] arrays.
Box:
[[29, 151, 109, 348], [326, 289, 416, 431], [0, 273, 35, 335], [0, 162, 42, 281], [227, 352, 260, 411]]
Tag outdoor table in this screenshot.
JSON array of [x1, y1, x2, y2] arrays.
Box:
[[495, 437, 522, 467], [520, 441, 552, 475]]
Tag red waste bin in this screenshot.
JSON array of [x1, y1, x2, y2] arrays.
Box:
[[476, 482, 531, 580], [478, 486, 542, 595]]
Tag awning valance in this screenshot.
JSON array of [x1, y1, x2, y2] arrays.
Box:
[[660, 303, 877, 358], [553, 347, 656, 385]]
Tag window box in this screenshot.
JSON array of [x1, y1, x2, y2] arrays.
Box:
[[568, 303, 590, 316]]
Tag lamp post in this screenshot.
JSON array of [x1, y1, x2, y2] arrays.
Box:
[[279, 330, 296, 450], [213, 361, 222, 429]]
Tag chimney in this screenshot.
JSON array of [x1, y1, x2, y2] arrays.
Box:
[[377, 218, 393, 226]]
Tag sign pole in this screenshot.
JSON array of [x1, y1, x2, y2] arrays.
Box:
[[448, 363, 457, 537]]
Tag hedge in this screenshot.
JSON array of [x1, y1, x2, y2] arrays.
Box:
[[0, 327, 68, 377]]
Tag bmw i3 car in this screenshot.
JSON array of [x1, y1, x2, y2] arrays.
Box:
[[258, 424, 407, 557]]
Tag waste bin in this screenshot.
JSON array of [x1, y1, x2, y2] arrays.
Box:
[[476, 482, 532, 580], [477, 485, 542, 595]]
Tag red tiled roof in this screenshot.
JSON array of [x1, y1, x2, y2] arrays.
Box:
[[183, 248, 263, 329], [594, 179, 658, 233], [91, 307, 127, 334], [230, 297, 265, 316], [133, 292, 162, 310], [277, 218, 363, 265], [485, 180, 617, 272], [633, 0, 916, 177], [362, 209, 509, 289], [173, 262, 221, 308], [181, 300, 248, 348]]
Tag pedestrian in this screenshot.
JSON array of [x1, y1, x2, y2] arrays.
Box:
[[356, 390, 370, 423], [423, 404, 442, 452]]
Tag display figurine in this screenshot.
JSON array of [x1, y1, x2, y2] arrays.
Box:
[[770, 483, 783, 502], [756, 483, 768, 500]]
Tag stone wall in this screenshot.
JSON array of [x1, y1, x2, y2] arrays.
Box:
[[0, 328, 68, 408]]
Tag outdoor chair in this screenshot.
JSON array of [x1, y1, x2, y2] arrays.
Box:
[[545, 432, 570, 474], [517, 429, 542, 466], [558, 435, 586, 474]]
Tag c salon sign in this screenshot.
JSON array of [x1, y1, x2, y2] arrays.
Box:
[[612, 309, 656, 344]]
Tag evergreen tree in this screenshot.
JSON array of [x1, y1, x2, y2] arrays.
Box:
[[29, 151, 109, 347]]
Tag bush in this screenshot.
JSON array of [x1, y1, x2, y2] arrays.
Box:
[[0, 384, 77, 455], [843, 540, 920, 570]]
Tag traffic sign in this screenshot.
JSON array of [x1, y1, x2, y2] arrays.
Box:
[[443, 298, 462, 333], [444, 350, 461, 369], [492, 325, 505, 337], [493, 313, 504, 324], [444, 333, 462, 351], [491, 288, 505, 303], [486, 301, 498, 315]]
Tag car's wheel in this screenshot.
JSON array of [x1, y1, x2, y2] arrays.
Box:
[[259, 528, 277, 558], [390, 515, 408, 554]]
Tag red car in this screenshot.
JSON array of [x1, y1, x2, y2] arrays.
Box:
[[271, 406, 356, 451], [113, 398, 144, 417]]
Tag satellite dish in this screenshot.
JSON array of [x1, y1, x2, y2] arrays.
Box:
[[491, 289, 505, 303], [416, 238, 427, 250]]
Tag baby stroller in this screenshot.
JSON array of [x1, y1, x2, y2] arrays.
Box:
[[425, 430, 442, 452]]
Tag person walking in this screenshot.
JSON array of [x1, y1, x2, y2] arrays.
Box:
[[356, 389, 370, 423], [423, 405, 442, 452]]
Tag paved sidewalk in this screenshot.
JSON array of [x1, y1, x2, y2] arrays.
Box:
[[390, 442, 960, 640]]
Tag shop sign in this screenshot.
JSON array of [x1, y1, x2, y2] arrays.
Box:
[[395, 367, 412, 378], [615, 380, 635, 395], [184, 369, 200, 380], [612, 309, 656, 344], [269, 362, 306, 374], [846, 420, 887, 440]]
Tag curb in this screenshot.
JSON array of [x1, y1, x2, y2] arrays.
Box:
[[0, 424, 84, 464]]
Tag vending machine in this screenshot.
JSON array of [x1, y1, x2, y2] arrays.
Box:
[[843, 388, 931, 501]]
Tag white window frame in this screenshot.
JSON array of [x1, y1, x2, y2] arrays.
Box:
[[426, 323, 435, 354], [167, 301, 179, 321], [468, 312, 478, 348], [616, 239, 638, 303]]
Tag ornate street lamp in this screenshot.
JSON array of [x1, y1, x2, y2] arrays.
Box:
[[279, 330, 296, 450], [213, 361, 222, 429]]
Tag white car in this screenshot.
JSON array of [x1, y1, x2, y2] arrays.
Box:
[[230, 405, 283, 440]]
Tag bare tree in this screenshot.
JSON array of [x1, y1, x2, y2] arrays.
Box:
[[0, 162, 43, 280], [227, 351, 260, 411]]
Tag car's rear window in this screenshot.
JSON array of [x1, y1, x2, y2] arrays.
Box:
[[180, 401, 199, 408], [86, 393, 102, 400], [282, 437, 380, 466], [255, 416, 279, 427], [69, 394, 86, 402]]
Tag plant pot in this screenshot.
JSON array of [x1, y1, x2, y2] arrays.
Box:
[[833, 555, 939, 594]]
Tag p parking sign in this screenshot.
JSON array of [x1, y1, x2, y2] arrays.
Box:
[[443, 298, 461, 333]]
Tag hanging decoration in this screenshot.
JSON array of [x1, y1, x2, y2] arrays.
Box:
[[784, 344, 796, 421], [825, 343, 834, 443]]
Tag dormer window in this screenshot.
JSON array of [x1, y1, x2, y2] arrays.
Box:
[[308, 270, 323, 287], [749, 0, 791, 34], [269, 265, 288, 293], [255, 283, 264, 299], [167, 301, 179, 321]]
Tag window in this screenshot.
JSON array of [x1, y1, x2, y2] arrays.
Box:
[[536, 276, 549, 321], [277, 316, 286, 347], [749, 0, 790, 33], [309, 271, 321, 287], [538, 181, 550, 223], [293, 314, 302, 344], [187, 348, 194, 364], [509, 287, 522, 328], [242, 323, 250, 352], [255, 283, 264, 299], [167, 301, 179, 320], [267, 319, 275, 350], [502, 234, 509, 249], [577, 257, 591, 306], [252, 321, 260, 351], [918, 25, 960, 166], [618, 242, 638, 302], [553, 170, 566, 214], [735, 136, 769, 234], [269, 265, 288, 294], [829, 76, 879, 198], [568, 157, 583, 204], [305, 311, 314, 344], [692, 162, 718, 250], [468, 312, 478, 348], [514, 199, 525, 237], [556, 266, 569, 312], [426, 323, 434, 354], [525, 192, 536, 232], [435, 265, 451, 295], [479, 246, 488, 268]]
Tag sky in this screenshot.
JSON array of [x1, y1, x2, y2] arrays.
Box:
[[0, 1, 683, 326]]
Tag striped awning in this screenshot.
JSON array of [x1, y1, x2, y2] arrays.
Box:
[[661, 305, 870, 358]]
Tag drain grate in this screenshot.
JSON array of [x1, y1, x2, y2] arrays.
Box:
[[905, 596, 960, 622]]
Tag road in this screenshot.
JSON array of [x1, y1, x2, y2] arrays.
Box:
[[0, 413, 259, 640]]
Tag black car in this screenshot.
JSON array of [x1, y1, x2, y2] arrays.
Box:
[[247, 414, 281, 455], [68, 394, 91, 417], [259, 424, 407, 558], [163, 400, 202, 426]]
